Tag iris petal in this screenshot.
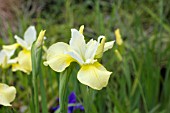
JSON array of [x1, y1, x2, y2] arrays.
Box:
[[44, 54, 75, 72], [46, 42, 71, 60], [0, 50, 6, 65], [77, 62, 112, 90], [12, 50, 32, 74], [95, 36, 106, 58], [44, 42, 76, 72], [69, 29, 86, 59], [103, 41, 115, 52], [66, 51, 84, 65], [0, 83, 16, 106], [0, 48, 17, 68], [85, 39, 98, 61], [2, 43, 19, 57], [24, 26, 37, 47], [14, 35, 28, 49]]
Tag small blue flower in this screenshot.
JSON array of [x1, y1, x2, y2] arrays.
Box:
[[51, 92, 84, 113]]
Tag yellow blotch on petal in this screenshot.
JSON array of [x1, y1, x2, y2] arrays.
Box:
[[115, 29, 123, 46], [77, 62, 112, 90], [0, 83, 16, 106], [12, 50, 32, 74]]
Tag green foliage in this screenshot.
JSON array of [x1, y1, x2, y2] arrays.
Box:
[[1, 0, 170, 113]]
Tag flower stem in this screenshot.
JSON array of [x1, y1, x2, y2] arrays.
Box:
[[31, 39, 44, 113], [57, 68, 72, 113], [82, 86, 94, 113], [2, 69, 6, 83]]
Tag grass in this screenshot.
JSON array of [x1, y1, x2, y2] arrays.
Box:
[[0, 0, 170, 113]]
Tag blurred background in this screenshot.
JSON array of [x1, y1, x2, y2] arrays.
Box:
[[0, 0, 170, 113]]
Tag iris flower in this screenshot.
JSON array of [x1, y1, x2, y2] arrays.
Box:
[[0, 44, 19, 69], [10, 26, 37, 74], [0, 83, 16, 106], [51, 92, 84, 113], [44, 25, 114, 90]]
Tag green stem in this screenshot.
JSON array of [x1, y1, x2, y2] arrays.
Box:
[[39, 67, 48, 113], [2, 69, 6, 83], [31, 43, 43, 113], [32, 72, 39, 113], [56, 68, 71, 113], [82, 86, 93, 113]]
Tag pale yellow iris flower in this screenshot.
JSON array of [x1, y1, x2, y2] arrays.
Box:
[[0, 44, 19, 69], [10, 26, 37, 74], [44, 25, 114, 90], [0, 83, 16, 106]]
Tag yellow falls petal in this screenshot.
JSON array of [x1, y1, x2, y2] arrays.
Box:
[[0, 83, 16, 106], [44, 54, 75, 72], [12, 64, 30, 74], [77, 62, 112, 90], [46, 42, 71, 61], [12, 50, 32, 74]]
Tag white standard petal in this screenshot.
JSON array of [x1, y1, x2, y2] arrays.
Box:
[[14, 35, 28, 49], [69, 29, 86, 60], [85, 39, 98, 60], [0, 50, 6, 65], [103, 41, 115, 52], [24, 26, 37, 47], [85, 36, 103, 62], [66, 51, 84, 65], [2, 49, 15, 59]]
